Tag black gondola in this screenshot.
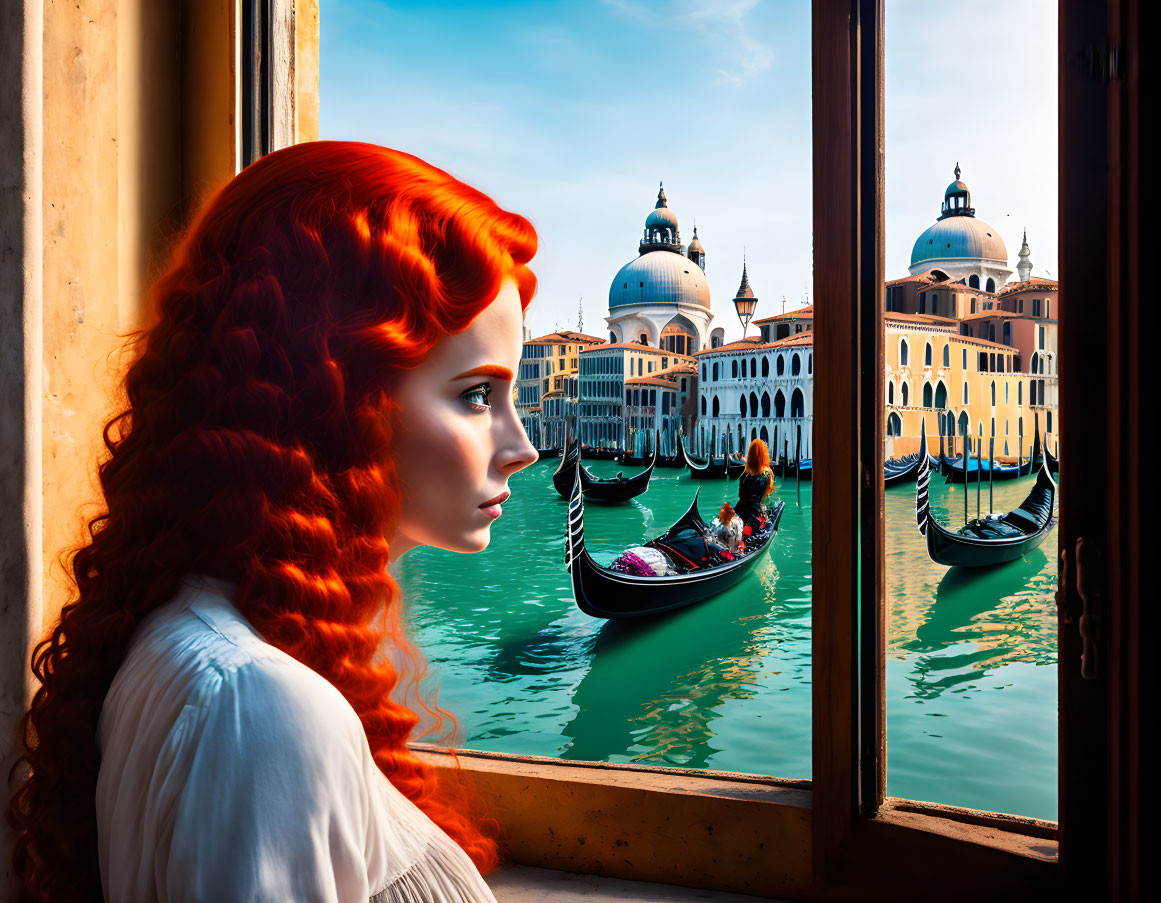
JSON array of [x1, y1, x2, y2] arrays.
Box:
[[915, 427, 1056, 568], [553, 434, 656, 502], [535, 447, 561, 461], [884, 452, 922, 488], [565, 461, 786, 619], [684, 436, 745, 480]]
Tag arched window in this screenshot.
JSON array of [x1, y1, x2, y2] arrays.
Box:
[[790, 388, 805, 417], [901, 381, 909, 406], [751, 358, 758, 377], [713, 362, 719, 381], [969, 274, 980, 289], [986, 277, 996, 292], [792, 353, 802, 375], [900, 338, 909, 365], [963, 383, 969, 404], [776, 355, 786, 376], [761, 356, 769, 377], [958, 411, 969, 437], [750, 392, 759, 417], [925, 342, 933, 366], [1003, 322, 1012, 346], [934, 381, 948, 408], [808, 353, 813, 374], [923, 382, 933, 407], [887, 381, 894, 404], [732, 359, 738, 378], [1031, 354, 1039, 374], [761, 391, 771, 417], [943, 344, 950, 366], [760, 425, 769, 443], [701, 363, 707, 380], [712, 395, 720, 416], [774, 390, 786, 418], [991, 380, 996, 405], [887, 411, 903, 437], [740, 395, 748, 417], [701, 396, 706, 415]]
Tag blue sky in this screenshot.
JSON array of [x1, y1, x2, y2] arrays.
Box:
[[320, 0, 1057, 344]]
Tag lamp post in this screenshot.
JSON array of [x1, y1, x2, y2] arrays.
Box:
[[733, 293, 757, 339], [732, 259, 758, 339]]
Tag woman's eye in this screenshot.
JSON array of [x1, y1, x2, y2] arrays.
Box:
[[461, 383, 493, 411]]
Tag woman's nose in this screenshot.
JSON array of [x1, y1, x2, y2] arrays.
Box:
[[496, 406, 537, 474]]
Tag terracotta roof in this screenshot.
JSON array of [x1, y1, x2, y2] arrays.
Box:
[[885, 272, 939, 287], [625, 375, 678, 388], [949, 334, 1018, 351], [884, 312, 958, 326], [770, 332, 815, 348], [998, 277, 1059, 294], [694, 338, 775, 356], [525, 331, 606, 345], [960, 310, 1022, 321], [659, 363, 697, 375], [752, 304, 814, 325]]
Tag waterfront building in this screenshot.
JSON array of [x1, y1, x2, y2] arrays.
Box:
[[577, 343, 695, 449], [517, 330, 604, 446], [694, 264, 815, 460], [623, 361, 699, 457]]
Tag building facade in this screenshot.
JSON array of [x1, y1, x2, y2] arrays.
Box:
[[517, 330, 604, 446]]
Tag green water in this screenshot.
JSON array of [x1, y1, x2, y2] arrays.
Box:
[[394, 458, 1057, 821]]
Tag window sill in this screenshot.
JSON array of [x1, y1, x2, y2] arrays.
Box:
[[413, 745, 1057, 901]]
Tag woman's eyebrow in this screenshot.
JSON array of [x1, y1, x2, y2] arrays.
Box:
[[450, 365, 514, 382]]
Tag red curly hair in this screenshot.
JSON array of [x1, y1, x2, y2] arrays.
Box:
[[6, 141, 537, 902]]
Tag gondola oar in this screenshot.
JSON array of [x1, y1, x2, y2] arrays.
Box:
[[976, 436, 982, 520], [795, 423, 802, 500], [988, 434, 995, 515], [1018, 419, 1025, 476], [963, 428, 970, 526]]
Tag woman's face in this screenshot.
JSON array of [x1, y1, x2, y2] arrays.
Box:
[[390, 281, 537, 557]]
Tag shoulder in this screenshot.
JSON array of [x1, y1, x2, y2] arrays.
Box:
[[99, 584, 365, 769]]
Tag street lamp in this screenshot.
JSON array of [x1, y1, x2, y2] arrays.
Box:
[[732, 258, 758, 339]]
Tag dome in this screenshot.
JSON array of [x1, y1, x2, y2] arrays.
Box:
[[609, 250, 711, 310], [911, 216, 1008, 267], [645, 206, 679, 232]]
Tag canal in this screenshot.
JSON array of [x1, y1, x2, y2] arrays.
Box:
[[392, 456, 1058, 821]]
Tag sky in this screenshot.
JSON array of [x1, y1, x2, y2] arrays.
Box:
[[320, 0, 1058, 345]]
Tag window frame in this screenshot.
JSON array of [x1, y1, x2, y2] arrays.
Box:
[[292, 0, 1141, 897]]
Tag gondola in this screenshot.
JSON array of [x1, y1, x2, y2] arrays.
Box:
[[684, 436, 745, 480], [580, 444, 621, 461], [884, 452, 922, 488], [656, 432, 690, 468], [564, 460, 786, 619], [943, 456, 1025, 483], [552, 434, 656, 502], [535, 446, 561, 461], [915, 427, 1056, 568]]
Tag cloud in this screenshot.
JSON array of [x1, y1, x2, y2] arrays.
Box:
[[602, 0, 774, 85]]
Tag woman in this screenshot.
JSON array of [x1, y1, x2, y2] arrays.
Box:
[[8, 142, 538, 902], [735, 439, 776, 529]]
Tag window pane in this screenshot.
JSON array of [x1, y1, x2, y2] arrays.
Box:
[[322, 0, 812, 777], [884, 0, 1058, 819]]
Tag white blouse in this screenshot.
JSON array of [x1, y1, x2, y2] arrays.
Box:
[[96, 574, 499, 903]]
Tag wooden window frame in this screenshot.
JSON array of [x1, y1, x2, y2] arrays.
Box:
[[286, 0, 1144, 897]]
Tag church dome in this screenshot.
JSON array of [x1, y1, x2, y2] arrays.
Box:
[[911, 216, 1008, 267], [609, 250, 711, 310], [645, 206, 679, 233]]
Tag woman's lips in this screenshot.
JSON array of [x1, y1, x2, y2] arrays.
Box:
[[478, 490, 510, 520]]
